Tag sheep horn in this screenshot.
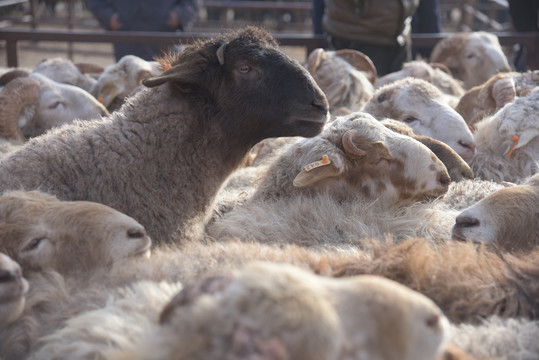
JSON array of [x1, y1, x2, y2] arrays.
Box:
[[342, 129, 367, 159], [0, 69, 30, 87], [335, 49, 378, 84], [492, 76, 516, 109], [216, 43, 226, 66], [75, 62, 105, 75], [0, 77, 40, 141], [306, 48, 325, 75], [430, 33, 469, 63]]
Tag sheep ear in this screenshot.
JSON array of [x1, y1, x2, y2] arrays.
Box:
[[368, 141, 393, 162], [135, 69, 155, 85], [513, 130, 539, 151], [142, 58, 207, 89], [377, 88, 396, 103], [343, 129, 392, 163], [216, 43, 226, 66], [306, 48, 324, 74], [293, 160, 341, 188]]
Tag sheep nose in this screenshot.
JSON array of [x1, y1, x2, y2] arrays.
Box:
[[438, 172, 451, 187], [0, 269, 19, 283], [458, 140, 476, 154], [454, 215, 479, 228], [426, 314, 441, 329], [127, 227, 147, 239]]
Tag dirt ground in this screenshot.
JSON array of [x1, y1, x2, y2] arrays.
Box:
[[0, 2, 309, 70]]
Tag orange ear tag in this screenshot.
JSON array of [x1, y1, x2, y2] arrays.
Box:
[[97, 96, 105, 104], [163, 63, 172, 71], [506, 135, 520, 158], [304, 155, 331, 172]]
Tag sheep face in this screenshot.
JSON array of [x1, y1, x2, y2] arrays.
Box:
[[365, 78, 476, 163], [146, 263, 448, 360], [291, 113, 451, 207], [91, 55, 161, 110], [143, 27, 329, 144], [0, 252, 28, 325], [430, 32, 511, 89], [452, 185, 539, 252], [0, 191, 151, 275], [307, 48, 376, 112]]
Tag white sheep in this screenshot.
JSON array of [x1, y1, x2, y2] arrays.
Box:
[[306, 47, 377, 113], [0, 252, 28, 326], [362, 77, 476, 163], [32, 57, 100, 93], [470, 89, 539, 183], [0, 71, 109, 139], [451, 176, 539, 252], [430, 31, 512, 89], [91, 55, 163, 111], [32, 262, 449, 360], [375, 60, 466, 108], [456, 70, 539, 125], [0, 27, 329, 244]]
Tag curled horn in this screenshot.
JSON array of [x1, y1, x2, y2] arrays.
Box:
[[0, 69, 30, 87], [0, 77, 40, 141], [306, 48, 325, 75], [492, 76, 516, 109], [342, 129, 366, 159], [75, 62, 105, 75], [335, 49, 377, 84], [430, 33, 469, 63]]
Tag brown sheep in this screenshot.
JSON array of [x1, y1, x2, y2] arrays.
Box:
[[0, 190, 151, 277], [0, 28, 329, 245]]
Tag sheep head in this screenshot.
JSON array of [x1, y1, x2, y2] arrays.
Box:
[[0, 252, 28, 325], [382, 119, 474, 182], [33, 57, 97, 93], [91, 55, 161, 110], [0, 191, 151, 276], [307, 48, 376, 112], [131, 262, 449, 360], [289, 112, 451, 207], [364, 78, 476, 163], [0, 71, 109, 139], [452, 184, 539, 253], [430, 32, 511, 89], [143, 27, 329, 143]]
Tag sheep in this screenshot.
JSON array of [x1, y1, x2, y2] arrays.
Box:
[[438, 178, 506, 211], [429, 31, 511, 89], [375, 60, 466, 108], [306, 47, 377, 113], [32, 57, 100, 93], [38, 262, 449, 360], [451, 179, 539, 253], [5, 237, 537, 358], [0, 27, 329, 244], [0, 252, 28, 325], [0, 190, 151, 277], [470, 89, 539, 183], [450, 316, 539, 360], [251, 111, 450, 206], [0, 71, 109, 139], [381, 119, 474, 182], [91, 55, 163, 111], [362, 77, 476, 163], [455, 70, 539, 125]]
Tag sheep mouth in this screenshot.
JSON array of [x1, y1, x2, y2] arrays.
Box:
[[133, 238, 152, 257], [450, 227, 468, 242], [0, 277, 27, 304]]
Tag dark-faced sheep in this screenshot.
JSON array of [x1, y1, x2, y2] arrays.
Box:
[[0, 27, 329, 244], [0, 190, 151, 277]]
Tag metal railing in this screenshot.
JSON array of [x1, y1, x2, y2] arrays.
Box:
[[0, 28, 537, 69]]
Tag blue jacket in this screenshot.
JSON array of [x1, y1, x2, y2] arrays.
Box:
[[85, 0, 200, 60]]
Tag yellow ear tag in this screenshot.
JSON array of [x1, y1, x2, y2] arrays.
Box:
[[303, 155, 331, 172]]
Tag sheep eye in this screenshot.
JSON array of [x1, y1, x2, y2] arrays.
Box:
[[466, 53, 475, 59], [48, 101, 62, 109], [22, 237, 44, 252], [238, 64, 250, 74], [403, 116, 417, 123]]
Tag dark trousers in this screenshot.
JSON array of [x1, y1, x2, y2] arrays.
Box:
[[327, 35, 409, 76]]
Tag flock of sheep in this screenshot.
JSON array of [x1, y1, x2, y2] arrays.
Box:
[[0, 26, 537, 359]]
